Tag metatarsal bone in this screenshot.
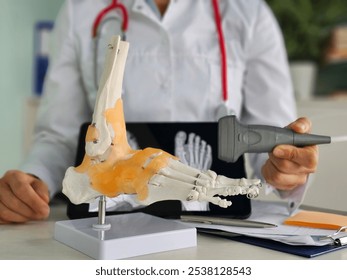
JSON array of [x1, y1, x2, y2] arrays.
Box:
[[138, 158, 261, 207]]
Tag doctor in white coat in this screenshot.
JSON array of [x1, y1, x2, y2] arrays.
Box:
[[0, 0, 317, 223]]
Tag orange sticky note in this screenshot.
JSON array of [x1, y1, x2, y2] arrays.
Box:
[[284, 210, 347, 230]]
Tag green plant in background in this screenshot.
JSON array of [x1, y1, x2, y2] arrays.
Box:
[[266, 0, 347, 63]]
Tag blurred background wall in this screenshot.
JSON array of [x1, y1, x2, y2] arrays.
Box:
[[266, 0, 347, 100], [0, 0, 64, 175]]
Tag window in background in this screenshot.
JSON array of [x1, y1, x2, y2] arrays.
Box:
[[266, 0, 347, 100], [33, 21, 54, 96]]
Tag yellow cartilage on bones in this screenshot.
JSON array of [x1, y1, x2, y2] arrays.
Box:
[[75, 98, 176, 200]]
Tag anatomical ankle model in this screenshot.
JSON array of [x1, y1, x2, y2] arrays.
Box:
[[62, 36, 261, 209]]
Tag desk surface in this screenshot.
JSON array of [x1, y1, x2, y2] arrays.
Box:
[[1, 201, 346, 260]]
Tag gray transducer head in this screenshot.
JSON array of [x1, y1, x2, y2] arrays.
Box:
[[218, 115, 331, 163]]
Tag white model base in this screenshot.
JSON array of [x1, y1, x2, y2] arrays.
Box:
[[54, 213, 196, 259]]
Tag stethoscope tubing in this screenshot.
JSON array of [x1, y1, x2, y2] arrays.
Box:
[[92, 0, 128, 38]]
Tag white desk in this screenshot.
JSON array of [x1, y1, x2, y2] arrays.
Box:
[[1, 201, 346, 260]]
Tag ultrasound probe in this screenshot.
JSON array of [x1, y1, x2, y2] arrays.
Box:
[[218, 115, 332, 163]]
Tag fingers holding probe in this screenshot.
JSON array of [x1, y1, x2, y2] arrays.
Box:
[[262, 117, 318, 191]]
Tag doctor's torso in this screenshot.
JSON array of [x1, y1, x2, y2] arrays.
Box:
[[24, 0, 295, 197], [61, 0, 264, 122]]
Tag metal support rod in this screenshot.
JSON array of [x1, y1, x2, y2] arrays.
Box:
[[98, 195, 107, 225], [93, 195, 111, 230]]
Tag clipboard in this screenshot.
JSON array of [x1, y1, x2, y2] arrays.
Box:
[[197, 226, 347, 258], [230, 235, 347, 258], [320, 226, 347, 247]]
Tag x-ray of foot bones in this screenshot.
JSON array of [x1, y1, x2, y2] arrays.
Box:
[[62, 36, 261, 208], [127, 130, 212, 171], [175, 131, 212, 170]]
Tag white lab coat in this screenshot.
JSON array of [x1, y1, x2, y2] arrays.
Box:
[[21, 0, 305, 210]]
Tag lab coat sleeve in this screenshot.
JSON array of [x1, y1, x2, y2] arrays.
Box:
[[239, 1, 307, 205], [20, 0, 92, 198]]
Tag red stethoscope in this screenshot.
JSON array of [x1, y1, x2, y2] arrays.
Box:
[[92, 0, 229, 118]]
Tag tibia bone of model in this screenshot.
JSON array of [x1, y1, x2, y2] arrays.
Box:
[[62, 36, 261, 207], [85, 36, 127, 158]]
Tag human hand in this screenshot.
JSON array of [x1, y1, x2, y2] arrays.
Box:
[[261, 117, 318, 191], [0, 170, 50, 223]]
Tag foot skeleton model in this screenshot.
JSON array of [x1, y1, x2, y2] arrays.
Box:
[[62, 36, 261, 208]]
